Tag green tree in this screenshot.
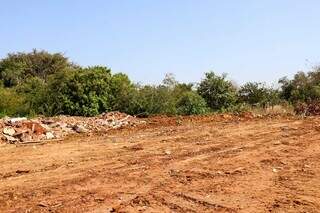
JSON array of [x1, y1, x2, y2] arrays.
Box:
[[0, 86, 27, 117], [0, 49, 73, 87], [176, 91, 208, 115], [266, 88, 281, 107], [16, 77, 47, 115], [128, 85, 176, 116], [197, 72, 237, 111], [43, 66, 112, 116], [279, 69, 320, 103], [238, 82, 268, 106], [109, 73, 135, 112]]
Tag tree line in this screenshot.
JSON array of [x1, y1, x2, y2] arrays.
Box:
[[0, 50, 318, 117]]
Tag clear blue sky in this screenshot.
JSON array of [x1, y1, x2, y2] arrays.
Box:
[[1, 0, 320, 85]]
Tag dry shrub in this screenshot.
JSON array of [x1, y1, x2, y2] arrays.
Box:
[[294, 101, 320, 116], [249, 104, 294, 116]]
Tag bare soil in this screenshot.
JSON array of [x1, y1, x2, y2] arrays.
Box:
[[0, 115, 320, 212]]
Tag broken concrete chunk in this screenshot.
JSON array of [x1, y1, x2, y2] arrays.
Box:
[[41, 119, 55, 125], [73, 125, 88, 133], [45, 132, 55, 140], [3, 127, 16, 136], [2, 134, 18, 143], [21, 122, 47, 135], [5, 117, 27, 125]]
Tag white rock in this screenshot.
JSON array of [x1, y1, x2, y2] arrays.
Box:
[[165, 150, 171, 155], [2, 134, 18, 143], [45, 132, 55, 140], [3, 127, 15, 136], [6, 117, 27, 124]]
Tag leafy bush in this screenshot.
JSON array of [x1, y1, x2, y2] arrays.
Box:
[[127, 85, 177, 116], [44, 66, 113, 116], [238, 82, 268, 105], [198, 72, 237, 111], [0, 86, 27, 116], [0, 49, 73, 87], [224, 103, 251, 113], [176, 91, 208, 115], [238, 82, 280, 107], [16, 77, 47, 115], [126, 74, 194, 116], [4, 49, 320, 118], [109, 73, 135, 112], [279, 69, 320, 103]]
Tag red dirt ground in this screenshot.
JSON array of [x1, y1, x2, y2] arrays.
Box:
[[0, 115, 320, 212]]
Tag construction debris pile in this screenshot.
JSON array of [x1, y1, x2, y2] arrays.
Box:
[[0, 112, 145, 144]]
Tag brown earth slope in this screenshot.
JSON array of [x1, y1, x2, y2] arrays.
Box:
[[0, 115, 320, 212]]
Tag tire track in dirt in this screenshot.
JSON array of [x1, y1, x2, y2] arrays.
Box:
[[0, 116, 320, 212]]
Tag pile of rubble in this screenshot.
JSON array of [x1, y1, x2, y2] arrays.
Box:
[[0, 112, 145, 144]]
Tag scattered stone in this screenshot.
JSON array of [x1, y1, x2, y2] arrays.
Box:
[[216, 171, 224, 175], [16, 169, 30, 174], [225, 167, 245, 175], [272, 167, 282, 173], [38, 202, 48, 207], [281, 141, 290, 145], [5, 117, 27, 124], [106, 207, 116, 212], [45, 132, 55, 140], [164, 150, 172, 155], [94, 197, 105, 202], [2, 134, 18, 143], [41, 119, 55, 125], [3, 127, 15, 136], [21, 122, 47, 135], [273, 141, 281, 145], [14, 130, 29, 138], [73, 125, 88, 133]]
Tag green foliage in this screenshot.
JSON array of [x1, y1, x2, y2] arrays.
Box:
[[267, 88, 281, 107], [16, 77, 47, 114], [126, 75, 195, 116], [176, 91, 208, 115], [238, 82, 268, 105], [0, 49, 72, 87], [44, 66, 112, 116], [197, 72, 237, 111], [3, 49, 320, 118], [109, 73, 135, 112], [279, 68, 320, 103], [128, 85, 177, 116], [222, 103, 251, 113], [172, 83, 194, 96], [238, 82, 280, 107], [0, 86, 27, 116]]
